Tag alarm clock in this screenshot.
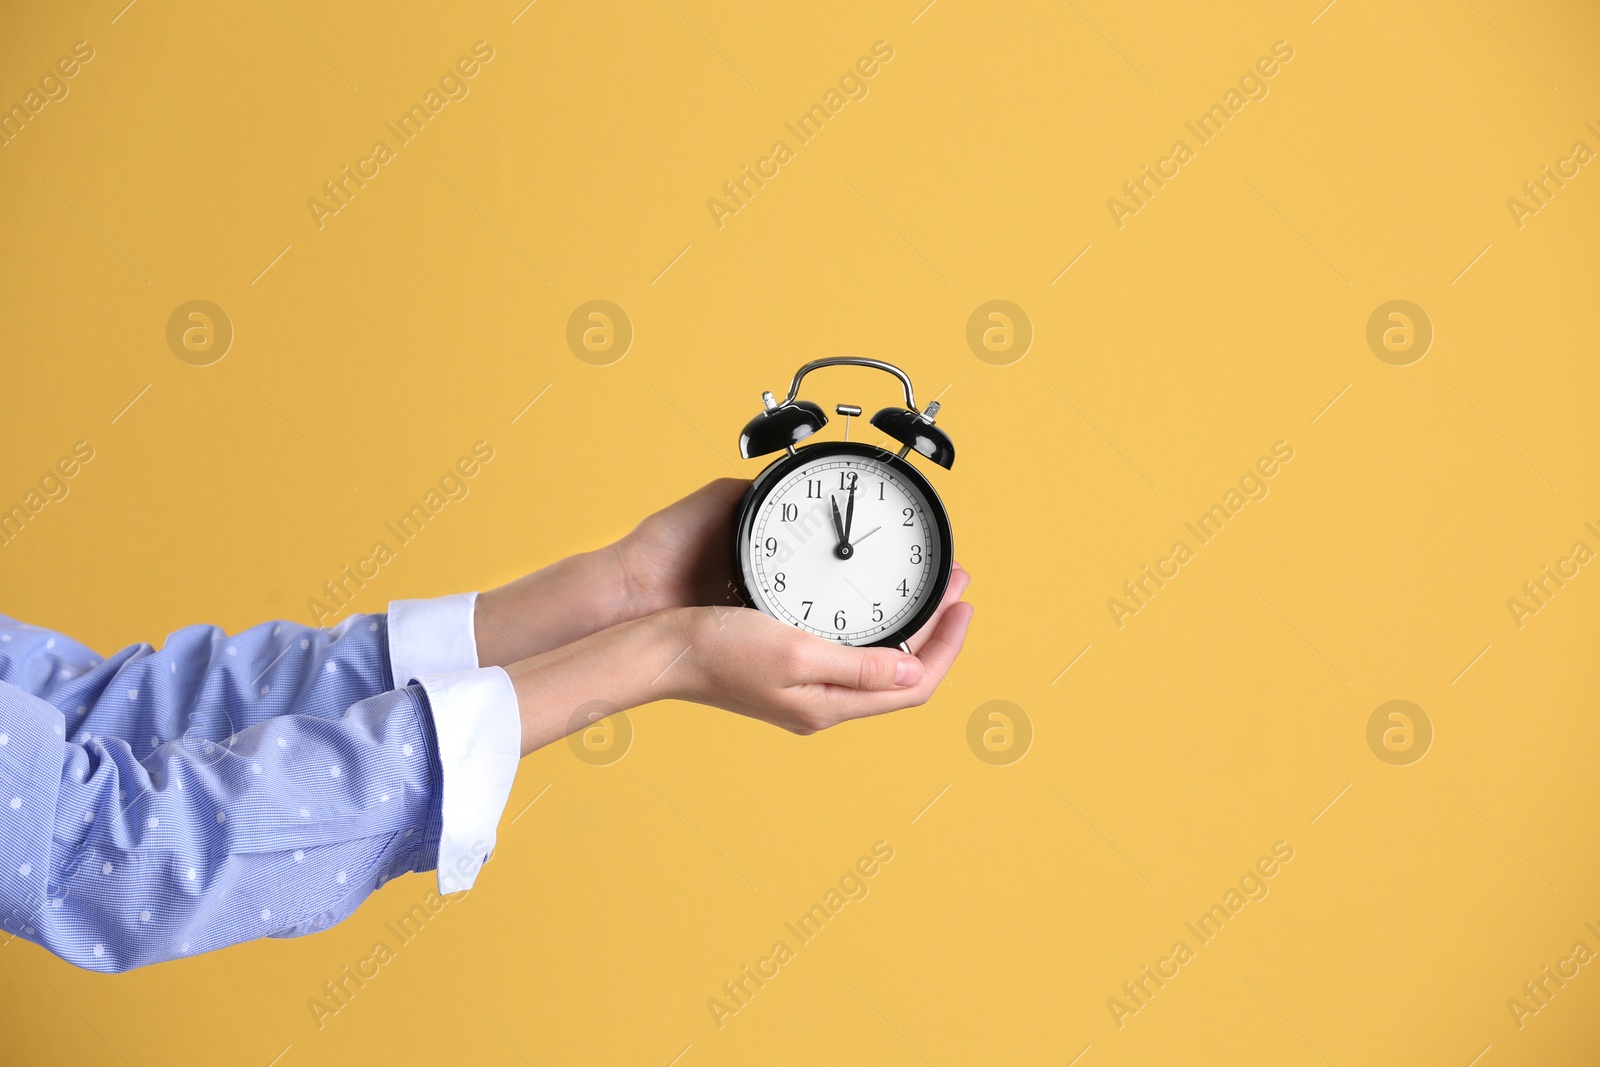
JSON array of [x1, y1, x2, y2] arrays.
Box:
[[733, 357, 955, 650]]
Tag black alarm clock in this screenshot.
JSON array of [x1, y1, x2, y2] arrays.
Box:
[[733, 357, 955, 649]]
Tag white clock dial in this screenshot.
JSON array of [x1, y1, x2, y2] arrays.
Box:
[[745, 454, 943, 645]]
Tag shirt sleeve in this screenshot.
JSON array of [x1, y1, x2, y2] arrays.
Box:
[[0, 611, 394, 751], [385, 593, 521, 900], [0, 591, 523, 925], [0, 678, 471, 973], [386, 592, 480, 684], [410, 669, 521, 898]]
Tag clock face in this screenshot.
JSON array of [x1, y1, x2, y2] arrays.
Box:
[[739, 444, 951, 647]]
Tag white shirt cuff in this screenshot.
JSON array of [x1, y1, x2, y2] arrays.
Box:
[[388, 592, 480, 687], [414, 667, 521, 894]]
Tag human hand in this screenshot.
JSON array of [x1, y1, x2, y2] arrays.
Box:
[[613, 477, 749, 615], [473, 479, 748, 668], [503, 563, 971, 751], [659, 562, 972, 734]]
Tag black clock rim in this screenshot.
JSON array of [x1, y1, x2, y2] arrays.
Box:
[[733, 441, 954, 650]]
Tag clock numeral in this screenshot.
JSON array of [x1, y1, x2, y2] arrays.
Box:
[[834, 609, 846, 631], [910, 544, 924, 564], [878, 481, 885, 501], [773, 572, 786, 592], [872, 603, 883, 623], [781, 503, 798, 522], [801, 601, 813, 620], [764, 537, 779, 557], [838, 471, 858, 490], [806, 479, 822, 499], [897, 579, 910, 598], [902, 507, 915, 526]]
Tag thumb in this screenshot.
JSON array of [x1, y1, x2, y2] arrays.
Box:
[[803, 642, 923, 691]]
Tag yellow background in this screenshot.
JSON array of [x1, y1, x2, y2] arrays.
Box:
[[2, 0, 1598, 1063]]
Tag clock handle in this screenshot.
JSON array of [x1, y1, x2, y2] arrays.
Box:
[[779, 357, 918, 412]]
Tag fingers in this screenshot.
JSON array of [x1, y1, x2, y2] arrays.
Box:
[[795, 638, 923, 692], [784, 563, 970, 722], [908, 600, 972, 693], [906, 562, 970, 654], [825, 600, 974, 721]]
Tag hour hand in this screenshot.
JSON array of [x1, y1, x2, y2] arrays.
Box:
[[829, 496, 853, 559]]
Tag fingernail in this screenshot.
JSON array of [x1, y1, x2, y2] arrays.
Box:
[[894, 658, 921, 686]]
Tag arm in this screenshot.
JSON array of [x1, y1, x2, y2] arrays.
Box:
[[0, 597, 480, 749], [0, 480, 683, 975], [0, 575, 969, 973], [0, 479, 971, 972], [471, 478, 749, 667], [0, 680, 455, 972], [0, 593, 512, 973], [0, 612, 393, 751]]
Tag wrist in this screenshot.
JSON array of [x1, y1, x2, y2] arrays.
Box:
[[504, 609, 689, 756], [474, 548, 639, 668], [644, 606, 703, 703], [609, 532, 671, 620]]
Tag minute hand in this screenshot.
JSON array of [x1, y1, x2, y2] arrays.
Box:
[[849, 525, 882, 547]]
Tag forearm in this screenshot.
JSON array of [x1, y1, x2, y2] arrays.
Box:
[[0, 611, 394, 747], [503, 609, 686, 756], [3, 682, 440, 972], [473, 546, 642, 669]]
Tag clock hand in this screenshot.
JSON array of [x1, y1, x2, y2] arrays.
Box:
[[829, 495, 856, 560], [849, 525, 882, 547], [845, 484, 856, 543]]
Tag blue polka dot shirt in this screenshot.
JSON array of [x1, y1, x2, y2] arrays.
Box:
[[0, 596, 521, 972]]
